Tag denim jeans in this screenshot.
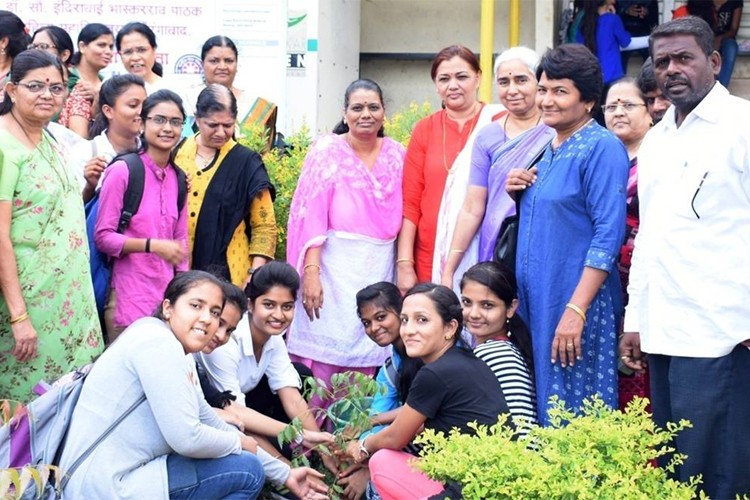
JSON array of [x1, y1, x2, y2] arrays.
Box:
[[718, 38, 738, 88], [167, 451, 265, 499]]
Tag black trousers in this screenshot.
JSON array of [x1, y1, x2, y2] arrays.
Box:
[[649, 345, 750, 499]]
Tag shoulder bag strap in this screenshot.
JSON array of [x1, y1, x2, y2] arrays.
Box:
[[57, 394, 147, 493]]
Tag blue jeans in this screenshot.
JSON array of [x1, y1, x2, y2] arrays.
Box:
[[718, 38, 738, 88], [167, 451, 265, 499]]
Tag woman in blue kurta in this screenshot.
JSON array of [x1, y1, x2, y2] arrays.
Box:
[[507, 44, 628, 425]]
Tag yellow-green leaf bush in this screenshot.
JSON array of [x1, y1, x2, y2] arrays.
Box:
[[415, 396, 705, 500]]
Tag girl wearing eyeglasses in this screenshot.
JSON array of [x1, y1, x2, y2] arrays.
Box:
[[94, 89, 189, 342], [0, 51, 103, 402]]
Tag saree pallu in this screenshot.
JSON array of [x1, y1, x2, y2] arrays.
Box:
[[432, 105, 502, 291]]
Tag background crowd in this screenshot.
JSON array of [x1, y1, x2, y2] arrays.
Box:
[[1, 3, 748, 499]]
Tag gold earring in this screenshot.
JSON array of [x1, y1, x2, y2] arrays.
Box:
[[444, 334, 453, 341]]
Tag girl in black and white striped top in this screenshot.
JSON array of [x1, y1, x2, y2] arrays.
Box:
[[460, 261, 538, 435]]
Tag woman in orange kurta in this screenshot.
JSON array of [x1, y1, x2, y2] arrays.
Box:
[[397, 45, 499, 290]]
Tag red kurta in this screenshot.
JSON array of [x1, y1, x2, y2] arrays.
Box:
[[402, 106, 484, 281]]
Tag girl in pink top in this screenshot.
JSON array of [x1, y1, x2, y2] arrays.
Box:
[[94, 89, 188, 342]]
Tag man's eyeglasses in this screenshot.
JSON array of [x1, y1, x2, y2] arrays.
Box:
[[27, 43, 57, 51], [601, 102, 647, 114], [16, 81, 66, 96], [146, 115, 185, 128]]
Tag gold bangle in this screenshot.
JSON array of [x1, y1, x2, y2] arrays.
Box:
[[449, 248, 465, 254], [396, 258, 414, 264], [10, 311, 30, 325], [303, 263, 321, 273], [565, 303, 587, 323]]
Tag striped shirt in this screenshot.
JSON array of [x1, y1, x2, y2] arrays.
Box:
[[474, 339, 537, 435]]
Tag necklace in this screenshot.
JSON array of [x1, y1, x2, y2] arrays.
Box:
[[195, 141, 217, 169], [442, 102, 482, 172], [10, 112, 72, 190], [503, 112, 542, 141]]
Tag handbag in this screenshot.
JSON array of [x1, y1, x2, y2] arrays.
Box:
[[492, 142, 551, 273]]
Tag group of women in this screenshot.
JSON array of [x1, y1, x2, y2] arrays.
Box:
[[0, 7, 656, 498]]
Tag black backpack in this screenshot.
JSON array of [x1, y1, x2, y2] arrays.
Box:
[[85, 153, 187, 319]]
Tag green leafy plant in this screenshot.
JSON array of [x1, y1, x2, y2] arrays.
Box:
[[415, 396, 704, 499], [277, 371, 384, 499], [384, 100, 433, 147], [237, 123, 311, 261]]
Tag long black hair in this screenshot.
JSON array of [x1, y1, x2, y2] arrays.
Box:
[[460, 261, 534, 374], [356, 282, 423, 404], [0, 10, 30, 59], [89, 73, 145, 138], [153, 270, 226, 320], [69, 23, 112, 67], [580, 1, 605, 56]]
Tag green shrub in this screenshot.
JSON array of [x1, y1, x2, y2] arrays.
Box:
[[384, 101, 433, 147], [415, 396, 704, 500]]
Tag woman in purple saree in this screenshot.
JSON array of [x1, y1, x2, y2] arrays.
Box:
[[441, 47, 555, 289]]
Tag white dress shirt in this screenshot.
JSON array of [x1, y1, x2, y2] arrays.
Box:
[[624, 84, 750, 357], [196, 313, 301, 407]]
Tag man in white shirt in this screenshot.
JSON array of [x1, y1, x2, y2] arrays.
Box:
[[620, 16, 750, 499]]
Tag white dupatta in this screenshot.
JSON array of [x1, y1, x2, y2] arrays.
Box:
[[432, 104, 504, 292]]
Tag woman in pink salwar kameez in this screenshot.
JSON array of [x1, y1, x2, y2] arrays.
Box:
[[286, 79, 405, 395]]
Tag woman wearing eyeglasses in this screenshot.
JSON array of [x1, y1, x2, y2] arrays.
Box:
[[58, 23, 114, 139], [116, 22, 167, 95], [94, 89, 189, 341], [0, 51, 102, 402]]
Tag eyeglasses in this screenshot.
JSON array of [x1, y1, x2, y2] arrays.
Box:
[[15, 81, 66, 96], [120, 46, 151, 57], [601, 102, 648, 114], [27, 43, 57, 51], [146, 115, 185, 128]]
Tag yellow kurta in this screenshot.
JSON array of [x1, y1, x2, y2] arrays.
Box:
[[177, 135, 276, 286]]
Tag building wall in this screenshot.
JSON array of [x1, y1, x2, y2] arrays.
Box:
[[358, 0, 545, 115]]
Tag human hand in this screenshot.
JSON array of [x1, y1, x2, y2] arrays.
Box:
[[84, 156, 109, 189], [619, 332, 647, 372], [551, 307, 584, 367], [301, 429, 335, 448], [239, 434, 258, 453], [506, 166, 537, 195], [396, 262, 418, 295], [337, 464, 369, 500], [185, 172, 193, 192], [151, 239, 187, 266], [12, 317, 37, 362], [285, 467, 328, 500], [440, 268, 454, 288], [302, 269, 324, 321], [73, 80, 96, 102], [214, 407, 244, 432], [344, 440, 367, 463]]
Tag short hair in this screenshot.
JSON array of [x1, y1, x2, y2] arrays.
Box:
[[493, 46, 539, 78], [0, 51, 64, 116], [31, 26, 75, 65], [536, 44, 603, 106], [201, 35, 238, 61], [0, 10, 30, 59], [90, 74, 146, 138], [69, 23, 113, 67], [636, 58, 658, 95], [649, 16, 715, 58], [431, 45, 480, 81], [332, 78, 385, 137], [116, 22, 163, 77]]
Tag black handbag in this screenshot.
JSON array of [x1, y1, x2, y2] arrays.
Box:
[[492, 143, 550, 273]]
